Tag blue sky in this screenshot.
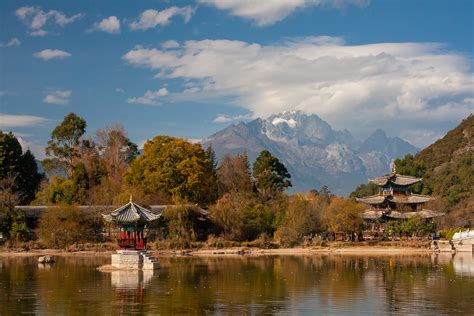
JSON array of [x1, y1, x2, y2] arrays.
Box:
[[1, 0, 473, 159]]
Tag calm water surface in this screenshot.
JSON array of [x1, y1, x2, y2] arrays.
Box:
[[0, 253, 473, 315]]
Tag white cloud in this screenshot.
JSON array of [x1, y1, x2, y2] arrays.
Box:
[[127, 88, 169, 105], [43, 90, 71, 105], [92, 16, 120, 33], [34, 49, 71, 60], [116, 88, 125, 93], [162, 40, 180, 49], [199, 0, 368, 26], [129, 6, 194, 30], [123, 37, 473, 147], [15, 135, 46, 160], [16, 6, 83, 36], [0, 37, 21, 48], [0, 113, 49, 128], [213, 114, 252, 123]]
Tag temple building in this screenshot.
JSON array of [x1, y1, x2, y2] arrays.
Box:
[[102, 197, 160, 270], [357, 172, 444, 238]]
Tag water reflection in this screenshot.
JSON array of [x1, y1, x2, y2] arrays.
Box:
[[0, 254, 473, 315], [111, 269, 156, 289], [110, 270, 157, 314]]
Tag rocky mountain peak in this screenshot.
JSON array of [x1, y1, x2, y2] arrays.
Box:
[[203, 111, 419, 195]]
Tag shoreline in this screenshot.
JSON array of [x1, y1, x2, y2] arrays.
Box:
[[0, 245, 434, 257]]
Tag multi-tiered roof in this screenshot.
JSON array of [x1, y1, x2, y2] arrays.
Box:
[[357, 173, 443, 221]]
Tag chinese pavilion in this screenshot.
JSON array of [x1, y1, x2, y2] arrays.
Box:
[[103, 196, 160, 250], [357, 171, 443, 238]]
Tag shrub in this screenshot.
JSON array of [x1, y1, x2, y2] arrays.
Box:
[[38, 204, 103, 249], [162, 205, 199, 242]]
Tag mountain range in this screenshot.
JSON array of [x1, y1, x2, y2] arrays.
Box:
[[202, 111, 419, 195]]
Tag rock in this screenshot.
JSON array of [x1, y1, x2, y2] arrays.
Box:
[[38, 255, 55, 263]]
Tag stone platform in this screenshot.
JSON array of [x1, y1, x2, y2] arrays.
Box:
[[111, 250, 160, 270]]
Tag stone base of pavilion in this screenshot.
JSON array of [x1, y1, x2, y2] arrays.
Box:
[[109, 250, 160, 270]]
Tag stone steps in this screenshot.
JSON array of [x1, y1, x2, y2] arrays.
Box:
[[140, 251, 160, 270]]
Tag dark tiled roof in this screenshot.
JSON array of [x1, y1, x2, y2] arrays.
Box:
[[360, 209, 384, 220], [386, 209, 444, 219], [360, 208, 444, 221], [103, 202, 161, 224], [356, 195, 386, 204], [390, 194, 432, 204], [369, 174, 422, 186], [357, 193, 432, 205]]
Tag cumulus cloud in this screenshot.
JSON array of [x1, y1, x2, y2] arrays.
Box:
[[34, 49, 71, 60], [16, 6, 83, 36], [43, 90, 71, 105], [162, 40, 180, 49], [199, 0, 368, 26], [123, 37, 473, 146], [92, 16, 120, 33], [129, 6, 194, 30], [0, 113, 49, 128], [127, 88, 169, 105], [213, 114, 252, 123], [0, 38, 21, 48]]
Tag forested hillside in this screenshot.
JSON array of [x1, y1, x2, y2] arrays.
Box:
[[394, 115, 473, 227]]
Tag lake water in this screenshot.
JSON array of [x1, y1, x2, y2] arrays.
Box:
[[1, 253, 473, 315]]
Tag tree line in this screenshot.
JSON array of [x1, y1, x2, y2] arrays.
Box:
[[0, 112, 437, 248]]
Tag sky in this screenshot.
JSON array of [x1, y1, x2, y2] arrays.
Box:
[[1, 0, 473, 159]]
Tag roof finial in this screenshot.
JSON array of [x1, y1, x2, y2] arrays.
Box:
[[390, 160, 396, 174], [129, 194, 133, 203]]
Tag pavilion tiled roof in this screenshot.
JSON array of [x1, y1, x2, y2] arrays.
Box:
[[360, 209, 384, 220], [369, 174, 422, 186], [356, 193, 432, 205], [390, 194, 432, 204], [102, 199, 161, 224], [386, 209, 444, 219], [360, 209, 444, 220], [356, 195, 386, 204]]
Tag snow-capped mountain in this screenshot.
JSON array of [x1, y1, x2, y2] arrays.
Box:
[[202, 111, 418, 195]]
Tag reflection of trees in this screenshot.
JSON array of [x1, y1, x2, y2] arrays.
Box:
[[34, 256, 114, 314], [0, 257, 38, 315], [1, 254, 474, 314], [379, 254, 474, 315]]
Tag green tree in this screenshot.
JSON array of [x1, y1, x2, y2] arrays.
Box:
[[43, 112, 87, 176], [0, 131, 43, 204], [253, 150, 291, 199], [0, 178, 29, 242], [125, 136, 218, 205], [394, 154, 427, 193], [34, 176, 75, 204], [349, 182, 379, 199], [72, 162, 89, 204], [209, 191, 276, 241]]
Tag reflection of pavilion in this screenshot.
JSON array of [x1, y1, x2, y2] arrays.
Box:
[[111, 269, 157, 289], [111, 268, 158, 314]]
